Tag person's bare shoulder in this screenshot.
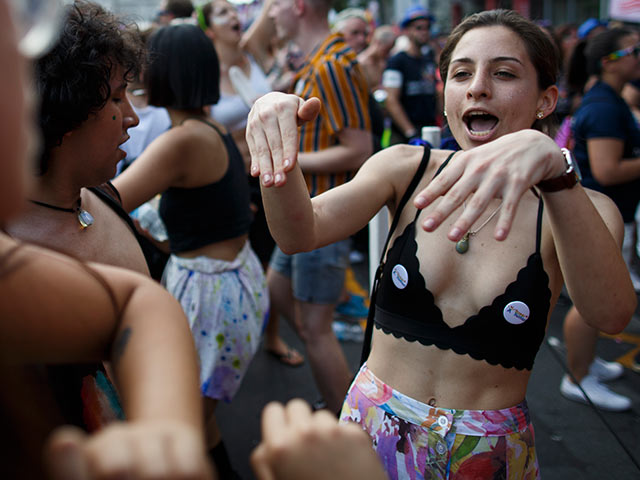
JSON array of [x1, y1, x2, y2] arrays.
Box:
[[362, 144, 446, 211], [583, 187, 624, 234]]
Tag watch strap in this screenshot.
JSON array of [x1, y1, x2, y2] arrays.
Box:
[[536, 148, 580, 192]]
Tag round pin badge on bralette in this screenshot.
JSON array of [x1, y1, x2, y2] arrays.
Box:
[[503, 301, 530, 325], [391, 264, 409, 289]]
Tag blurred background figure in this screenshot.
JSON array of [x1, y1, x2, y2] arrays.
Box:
[[332, 7, 369, 54], [559, 27, 640, 412], [155, 0, 194, 26], [264, 0, 372, 414], [382, 5, 439, 144], [357, 24, 396, 91]]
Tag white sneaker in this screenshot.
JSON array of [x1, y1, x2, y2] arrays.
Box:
[[589, 357, 624, 382], [560, 374, 632, 412]]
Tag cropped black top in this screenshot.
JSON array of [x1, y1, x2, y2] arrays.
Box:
[[369, 146, 551, 370], [159, 118, 252, 253]]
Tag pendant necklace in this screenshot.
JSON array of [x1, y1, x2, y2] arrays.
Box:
[[455, 201, 502, 254], [30, 197, 94, 229]]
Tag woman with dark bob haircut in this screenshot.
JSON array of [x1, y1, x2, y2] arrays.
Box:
[[245, 9, 635, 478], [113, 23, 268, 478], [146, 22, 220, 109]]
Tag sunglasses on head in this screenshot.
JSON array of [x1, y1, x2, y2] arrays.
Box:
[[606, 43, 640, 61]]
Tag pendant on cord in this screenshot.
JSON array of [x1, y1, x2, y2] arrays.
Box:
[[455, 233, 470, 254], [77, 207, 94, 228]]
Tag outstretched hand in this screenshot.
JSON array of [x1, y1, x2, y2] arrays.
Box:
[[251, 399, 386, 480], [46, 421, 214, 480], [413, 129, 566, 242], [246, 92, 321, 187]]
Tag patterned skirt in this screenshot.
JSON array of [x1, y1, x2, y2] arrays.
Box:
[[163, 241, 269, 402]]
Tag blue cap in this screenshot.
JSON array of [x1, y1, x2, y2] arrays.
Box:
[[400, 5, 434, 29], [577, 18, 607, 39]]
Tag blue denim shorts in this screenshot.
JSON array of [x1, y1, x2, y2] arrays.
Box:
[[269, 239, 350, 304]]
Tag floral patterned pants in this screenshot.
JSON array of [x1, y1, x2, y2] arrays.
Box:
[[340, 364, 540, 480]]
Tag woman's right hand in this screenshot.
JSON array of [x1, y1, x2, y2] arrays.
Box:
[[246, 92, 321, 188]]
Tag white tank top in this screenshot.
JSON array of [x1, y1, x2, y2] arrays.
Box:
[[210, 56, 272, 132]]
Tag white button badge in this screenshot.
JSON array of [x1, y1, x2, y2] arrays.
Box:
[[391, 264, 409, 290], [503, 301, 530, 325]]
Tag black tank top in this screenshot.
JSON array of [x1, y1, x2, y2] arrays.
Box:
[[159, 118, 252, 253], [372, 147, 551, 370]]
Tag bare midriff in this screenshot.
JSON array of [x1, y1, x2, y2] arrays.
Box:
[[366, 328, 531, 410], [176, 234, 248, 262]]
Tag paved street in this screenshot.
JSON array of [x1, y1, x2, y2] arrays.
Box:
[[218, 258, 640, 479]]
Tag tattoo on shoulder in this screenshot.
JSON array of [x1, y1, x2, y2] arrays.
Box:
[[112, 326, 132, 364]]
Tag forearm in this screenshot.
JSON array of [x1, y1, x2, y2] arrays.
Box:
[[593, 156, 640, 186], [240, 0, 275, 72], [260, 165, 318, 253], [111, 278, 203, 432], [298, 140, 371, 174], [385, 96, 415, 137], [543, 186, 636, 332]]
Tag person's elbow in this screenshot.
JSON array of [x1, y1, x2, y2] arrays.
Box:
[[591, 167, 622, 187], [346, 131, 373, 170], [356, 134, 373, 166], [595, 290, 636, 334]]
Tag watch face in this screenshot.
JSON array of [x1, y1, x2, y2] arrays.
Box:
[[562, 148, 582, 182]]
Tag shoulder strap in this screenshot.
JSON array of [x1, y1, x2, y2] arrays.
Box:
[[87, 183, 137, 236], [535, 196, 544, 254], [182, 116, 225, 136], [411, 151, 456, 222], [359, 145, 432, 365], [382, 145, 433, 255]]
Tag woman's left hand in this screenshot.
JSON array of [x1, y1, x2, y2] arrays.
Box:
[[413, 129, 566, 242]]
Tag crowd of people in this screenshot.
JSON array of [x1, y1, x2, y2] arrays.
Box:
[[0, 0, 638, 478]]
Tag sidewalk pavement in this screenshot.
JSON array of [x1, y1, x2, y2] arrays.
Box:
[[217, 261, 640, 480]]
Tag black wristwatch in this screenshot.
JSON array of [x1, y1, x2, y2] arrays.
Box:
[[536, 148, 581, 192]]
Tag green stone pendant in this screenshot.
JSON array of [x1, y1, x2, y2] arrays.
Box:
[[455, 233, 470, 254]]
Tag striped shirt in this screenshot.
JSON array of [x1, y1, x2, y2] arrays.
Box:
[[291, 33, 371, 197]]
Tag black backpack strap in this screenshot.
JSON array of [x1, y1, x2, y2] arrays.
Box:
[[359, 145, 433, 365]]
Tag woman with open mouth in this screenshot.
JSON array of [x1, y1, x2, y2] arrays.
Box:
[[245, 9, 635, 479]]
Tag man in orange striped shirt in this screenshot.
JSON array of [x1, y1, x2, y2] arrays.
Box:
[[266, 0, 372, 413]]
